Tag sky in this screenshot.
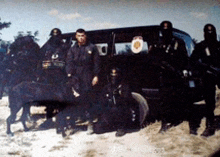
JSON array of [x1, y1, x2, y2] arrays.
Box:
[[0, 0, 219, 46]]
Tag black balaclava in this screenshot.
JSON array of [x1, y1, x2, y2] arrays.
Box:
[[204, 24, 217, 44], [160, 21, 173, 44], [49, 28, 62, 47]]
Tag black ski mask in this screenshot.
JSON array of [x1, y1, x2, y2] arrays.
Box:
[[49, 28, 62, 47], [160, 21, 173, 43], [204, 24, 217, 43]]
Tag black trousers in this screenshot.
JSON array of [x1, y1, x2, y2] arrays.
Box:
[[203, 74, 217, 126]]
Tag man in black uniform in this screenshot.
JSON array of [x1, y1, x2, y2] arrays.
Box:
[[148, 21, 189, 133], [148, 21, 188, 78], [66, 28, 100, 134], [39, 28, 70, 84], [38, 28, 71, 120], [190, 24, 220, 137], [94, 68, 140, 137], [66, 28, 100, 94]]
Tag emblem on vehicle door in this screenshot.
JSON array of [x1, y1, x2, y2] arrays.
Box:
[[131, 36, 143, 54]]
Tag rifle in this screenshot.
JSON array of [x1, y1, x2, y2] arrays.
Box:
[[207, 65, 220, 77], [188, 58, 220, 77]]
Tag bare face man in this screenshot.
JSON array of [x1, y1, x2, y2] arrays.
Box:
[[76, 32, 87, 46], [74, 29, 99, 86]]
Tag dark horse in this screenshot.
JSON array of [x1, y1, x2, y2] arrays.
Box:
[[6, 81, 75, 136], [2, 36, 40, 91]]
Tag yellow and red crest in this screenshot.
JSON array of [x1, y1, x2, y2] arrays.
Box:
[[131, 36, 143, 54]]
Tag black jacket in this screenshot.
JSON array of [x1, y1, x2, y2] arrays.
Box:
[[38, 38, 70, 84], [66, 42, 100, 92], [148, 36, 189, 71], [191, 40, 220, 68]]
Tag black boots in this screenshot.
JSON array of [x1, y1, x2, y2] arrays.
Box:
[[189, 118, 201, 136], [201, 119, 215, 137], [159, 121, 172, 133], [190, 127, 198, 135], [115, 129, 126, 137], [201, 126, 215, 137]]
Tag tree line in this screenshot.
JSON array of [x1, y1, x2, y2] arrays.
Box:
[[0, 18, 39, 50]]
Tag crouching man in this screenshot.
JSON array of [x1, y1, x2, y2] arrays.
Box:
[[93, 68, 140, 137]]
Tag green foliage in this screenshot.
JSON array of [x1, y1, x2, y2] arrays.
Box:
[[14, 31, 39, 42], [0, 18, 11, 30], [0, 40, 10, 49], [0, 18, 11, 48], [192, 38, 198, 44]]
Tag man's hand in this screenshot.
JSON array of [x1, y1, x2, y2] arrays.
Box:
[[72, 87, 80, 97], [92, 76, 98, 86], [67, 74, 72, 77]]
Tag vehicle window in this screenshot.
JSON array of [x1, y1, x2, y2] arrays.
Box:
[[71, 40, 76, 46], [184, 36, 194, 56], [173, 31, 194, 56], [115, 41, 148, 55]]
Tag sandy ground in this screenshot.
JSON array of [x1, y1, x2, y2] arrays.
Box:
[[0, 96, 162, 157], [1, 94, 220, 157]]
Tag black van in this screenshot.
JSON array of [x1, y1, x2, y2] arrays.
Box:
[[62, 25, 203, 103]]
